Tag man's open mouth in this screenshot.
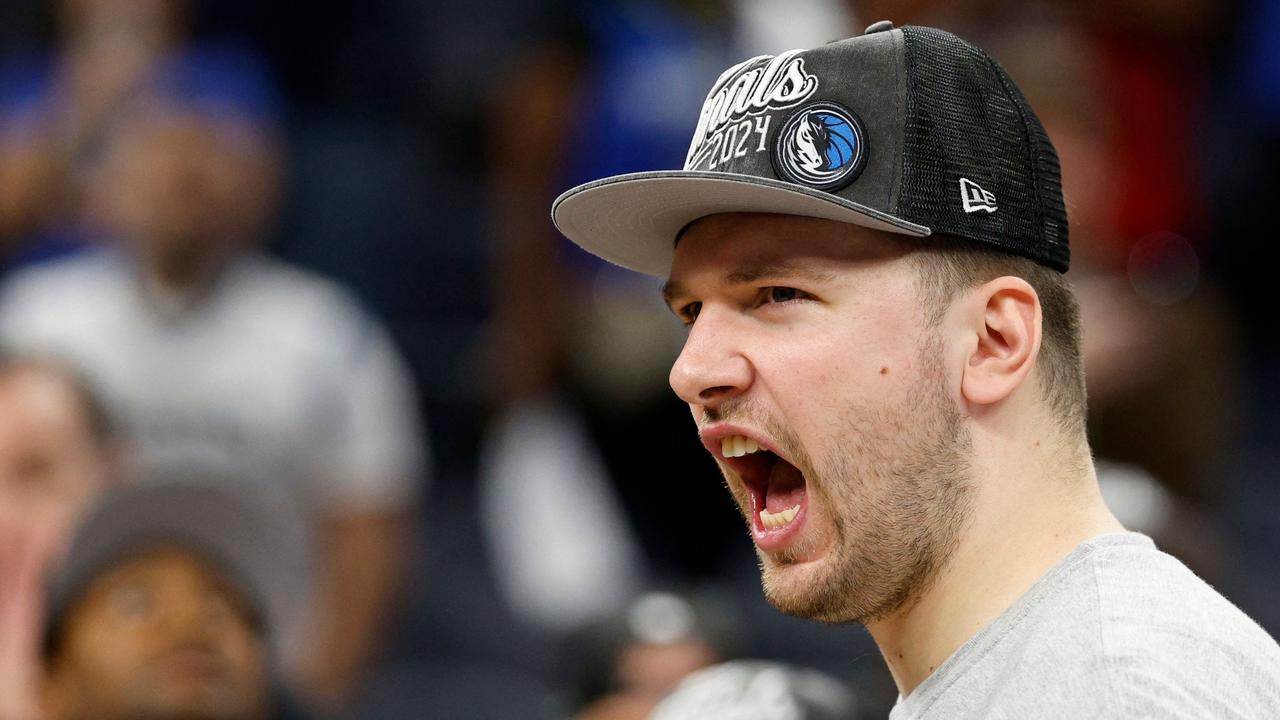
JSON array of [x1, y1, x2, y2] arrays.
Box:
[[717, 434, 808, 545]]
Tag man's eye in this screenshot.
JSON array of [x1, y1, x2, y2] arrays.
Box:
[[764, 287, 806, 304], [680, 301, 702, 324]]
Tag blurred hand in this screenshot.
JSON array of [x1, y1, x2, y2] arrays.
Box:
[[59, 0, 176, 142], [575, 694, 655, 720], [0, 525, 47, 720], [59, 37, 160, 145]]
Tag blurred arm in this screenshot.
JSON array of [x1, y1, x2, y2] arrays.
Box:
[[0, 135, 61, 250], [296, 508, 413, 710], [0, 19, 173, 251], [292, 316, 427, 710], [0, 526, 47, 720]]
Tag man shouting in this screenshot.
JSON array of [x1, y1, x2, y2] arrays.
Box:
[[551, 21, 1280, 718]]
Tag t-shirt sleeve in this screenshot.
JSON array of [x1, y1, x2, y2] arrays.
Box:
[[312, 318, 429, 514], [0, 271, 56, 354], [0, 282, 25, 350]]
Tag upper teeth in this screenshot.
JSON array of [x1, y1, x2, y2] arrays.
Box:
[[722, 435, 764, 458]]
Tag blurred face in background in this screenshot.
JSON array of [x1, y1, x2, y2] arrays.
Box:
[[43, 548, 270, 720], [0, 364, 110, 569], [58, 0, 188, 46], [96, 107, 280, 292]]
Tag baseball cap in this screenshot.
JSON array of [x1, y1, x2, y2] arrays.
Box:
[[552, 22, 1069, 277], [649, 660, 857, 720], [44, 468, 306, 654]]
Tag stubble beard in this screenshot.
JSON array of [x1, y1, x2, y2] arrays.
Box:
[[753, 341, 976, 625]]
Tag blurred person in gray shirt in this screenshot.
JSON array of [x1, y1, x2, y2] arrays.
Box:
[[0, 77, 428, 712]]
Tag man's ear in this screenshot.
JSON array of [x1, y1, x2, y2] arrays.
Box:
[[960, 276, 1042, 407]]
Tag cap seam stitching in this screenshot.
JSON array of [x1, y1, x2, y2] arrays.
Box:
[[897, 28, 919, 219], [984, 53, 1050, 256], [887, 29, 907, 214]]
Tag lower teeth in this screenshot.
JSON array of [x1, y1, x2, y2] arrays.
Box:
[[760, 504, 800, 529]]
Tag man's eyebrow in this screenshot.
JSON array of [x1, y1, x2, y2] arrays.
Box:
[[722, 262, 836, 286], [661, 262, 835, 308], [661, 280, 688, 308]]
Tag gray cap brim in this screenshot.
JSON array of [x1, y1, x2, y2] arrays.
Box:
[[552, 170, 931, 277]]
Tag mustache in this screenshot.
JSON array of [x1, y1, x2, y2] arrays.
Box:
[[700, 399, 789, 445], [700, 397, 766, 427]]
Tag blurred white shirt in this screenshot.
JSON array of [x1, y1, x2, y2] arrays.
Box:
[[0, 249, 427, 522]]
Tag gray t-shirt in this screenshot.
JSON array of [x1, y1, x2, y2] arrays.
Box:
[[890, 533, 1280, 719]]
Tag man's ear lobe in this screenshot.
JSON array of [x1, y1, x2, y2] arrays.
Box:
[[960, 276, 1042, 407]]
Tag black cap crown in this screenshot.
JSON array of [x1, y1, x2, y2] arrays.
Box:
[[553, 23, 1070, 275], [896, 26, 1068, 270]]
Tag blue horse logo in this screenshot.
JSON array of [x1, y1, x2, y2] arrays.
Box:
[[773, 102, 866, 190]]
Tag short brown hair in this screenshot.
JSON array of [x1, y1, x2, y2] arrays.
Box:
[[908, 237, 1087, 437]]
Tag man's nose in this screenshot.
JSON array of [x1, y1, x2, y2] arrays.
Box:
[[669, 307, 752, 408]]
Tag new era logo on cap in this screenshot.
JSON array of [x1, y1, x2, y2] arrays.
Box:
[[959, 178, 997, 214]]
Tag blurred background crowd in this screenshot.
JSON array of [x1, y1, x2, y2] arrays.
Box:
[[0, 0, 1276, 718]]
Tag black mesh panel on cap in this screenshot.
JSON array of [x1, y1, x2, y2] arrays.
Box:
[[897, 26, 1070, 271]]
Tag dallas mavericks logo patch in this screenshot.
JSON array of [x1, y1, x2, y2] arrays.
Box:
[[772, 102, 867, 191]]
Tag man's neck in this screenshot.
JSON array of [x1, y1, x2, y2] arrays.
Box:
[[866, 447, 1123, 697], [139, 249, 230, 317]]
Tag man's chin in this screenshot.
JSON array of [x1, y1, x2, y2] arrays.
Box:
[[757, 551, 850, 622]]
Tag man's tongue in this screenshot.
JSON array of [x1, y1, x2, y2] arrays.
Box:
[[764, 459, 806, 514]]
